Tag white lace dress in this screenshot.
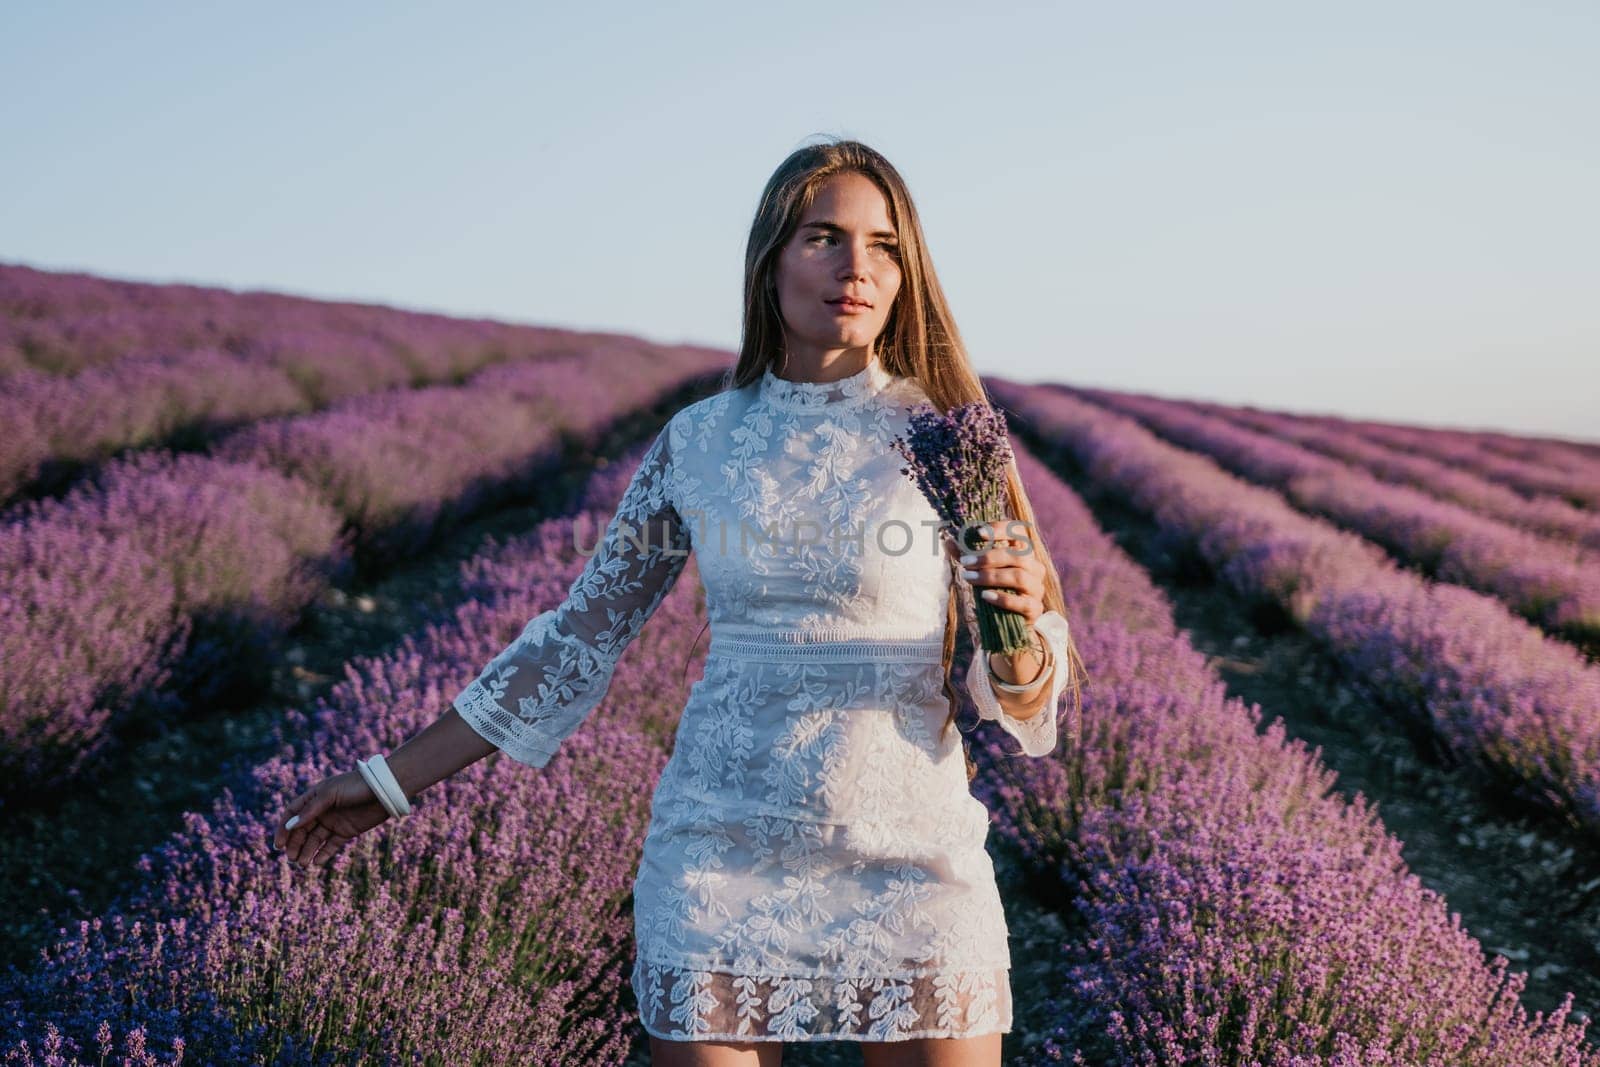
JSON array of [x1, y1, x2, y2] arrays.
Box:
[[452, 358, 1072, 1043]]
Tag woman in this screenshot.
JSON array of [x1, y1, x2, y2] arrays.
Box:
[[274, 138, 1086, 1066]]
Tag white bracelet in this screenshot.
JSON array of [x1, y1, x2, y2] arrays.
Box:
[[367, 753, 412, 817], [989, 659, 1054, 694], [356, 759, 400, 819], [987, 634, 1055, 694]]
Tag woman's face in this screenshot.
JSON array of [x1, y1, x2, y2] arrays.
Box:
[[772, 171, 902, 368]]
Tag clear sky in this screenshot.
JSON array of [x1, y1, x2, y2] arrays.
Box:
[[3, 1, 1595, 441]]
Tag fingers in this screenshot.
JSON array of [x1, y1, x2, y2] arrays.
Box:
[[274, 781, 336, 858], [987, 526, 1037, 557], [303, 824, 338, 867], [955, 521, 1036, 561], [291, 823, 327, 866], [970, 584, 1040, 622], [948, 520, 1047, 619], [273, 791, 308, 851], [289, 821, 348, 868], [956, 557, 1045, 599], [985, 563, 1044, 598], [952, 528, 1045, 618]]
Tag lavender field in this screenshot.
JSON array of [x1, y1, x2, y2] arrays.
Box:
[[4, 264, 1599, 1065]]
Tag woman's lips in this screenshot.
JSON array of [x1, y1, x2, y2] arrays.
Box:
[[827, 299, 870, 315]]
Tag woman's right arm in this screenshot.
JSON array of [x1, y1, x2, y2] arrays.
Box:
[[272, 420, 692, 867]]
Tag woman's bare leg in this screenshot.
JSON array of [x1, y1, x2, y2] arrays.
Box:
[[861, 1032, 1001, 1067], [647, 1035, 784, 1067]]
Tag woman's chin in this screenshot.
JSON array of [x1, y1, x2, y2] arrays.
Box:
[[824, 325, 881, 348], [792, 329, 871, 351], [786, 311, 885, 349]]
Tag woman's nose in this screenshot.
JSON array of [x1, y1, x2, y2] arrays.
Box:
[[838, 243, 870, 280]]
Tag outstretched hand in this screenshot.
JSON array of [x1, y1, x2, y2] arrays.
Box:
[[272, 770, 390, 868]]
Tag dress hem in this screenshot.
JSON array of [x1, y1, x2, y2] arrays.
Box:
[[637, 1019, 1012, 1044]]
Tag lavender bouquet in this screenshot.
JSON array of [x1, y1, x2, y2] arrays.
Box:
[[890, 401, 1034, 655]]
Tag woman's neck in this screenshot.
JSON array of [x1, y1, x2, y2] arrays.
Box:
[[772, 347, 875, 384]]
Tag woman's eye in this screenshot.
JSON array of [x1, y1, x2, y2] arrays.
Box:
[[808, 235, 898, 254]]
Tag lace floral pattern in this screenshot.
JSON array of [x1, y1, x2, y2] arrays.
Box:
[[453, 358, 1068, 1042], [631, 957, 1010, 1042], [452, 426, 691, 767]]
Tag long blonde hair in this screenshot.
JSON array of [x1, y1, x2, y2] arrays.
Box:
[[718, 136, 1087, 768]]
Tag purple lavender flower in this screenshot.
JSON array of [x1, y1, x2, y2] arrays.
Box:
[[890, 400, 1032, 653]]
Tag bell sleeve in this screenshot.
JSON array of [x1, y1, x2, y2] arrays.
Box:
[[964, 608, 1072, 758], [451, 423, 692, 768]]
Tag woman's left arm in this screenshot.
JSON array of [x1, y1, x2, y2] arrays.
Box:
[[944, 521, 1071, 754]]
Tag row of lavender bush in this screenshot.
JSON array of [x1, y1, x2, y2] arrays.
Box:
[[0, 263, 729, 503], [991, 383, 1600, 844], [0, 454, 348, 800], [1192, 400, 1600, 554], [1361, 414, 1600, 480], [1326, 414, 1600, 512], [1, 259, 580, 378], [966, 438, 1595, 1063], [0, 349, 725, 799], [1074, 387, 1600, 648], [1474, 431, 1600, 473], [1454, 423, 1600, 470], [2, 436, 709, 1064], [210, 345, 723, 562]]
